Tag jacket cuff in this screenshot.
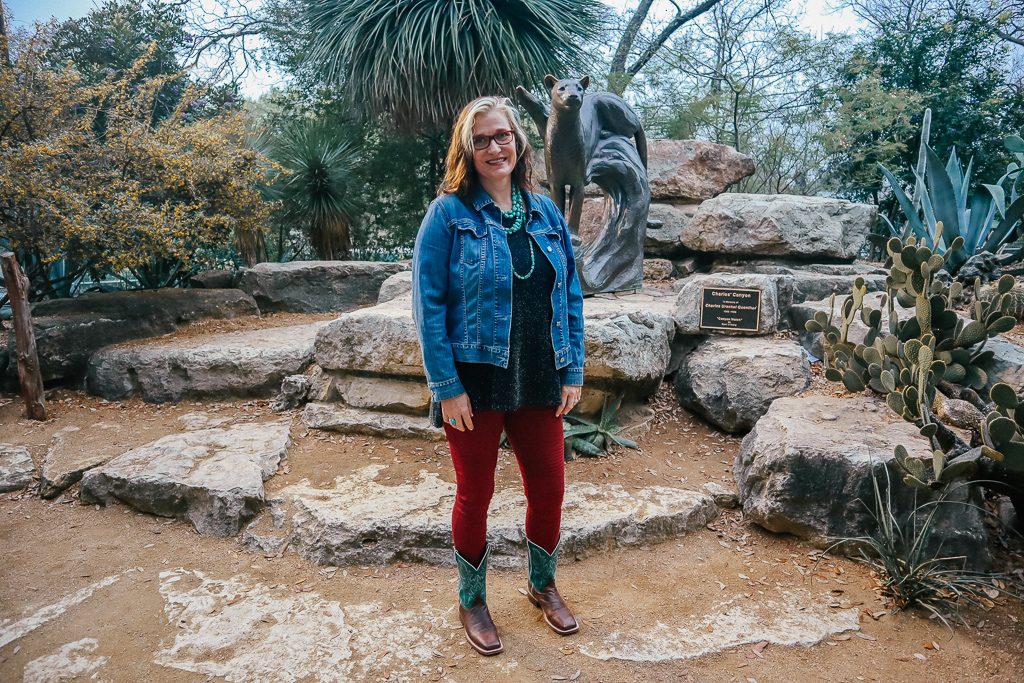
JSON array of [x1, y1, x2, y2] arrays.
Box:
[[559, 367, 583, 386], [429, 376, 466, 402]]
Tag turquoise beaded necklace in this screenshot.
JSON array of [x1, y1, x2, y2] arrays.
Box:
[[497, 189, 535, 280]]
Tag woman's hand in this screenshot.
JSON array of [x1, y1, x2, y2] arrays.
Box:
[[555, 385, 582, 417], [441, 393, 474, 431]]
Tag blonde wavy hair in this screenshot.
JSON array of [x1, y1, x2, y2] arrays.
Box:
[[439, 96, 534, 199]]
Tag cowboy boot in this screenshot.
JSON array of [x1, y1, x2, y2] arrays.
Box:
[[526, 537, 579, 635], [455, 545, 503, 655]]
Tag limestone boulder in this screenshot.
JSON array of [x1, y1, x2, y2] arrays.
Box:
[[301, 403, 443, 441], [378, 271, 413, 304], [6, 289, 258, 383], [683, 194, 875, 261], [533, 140, 754, 202], [734, 396, 990, 567], [645, 203, 699, 258], [88, 322, 327, 402], [0, 444, 34, 493], [315, 297, 423, 376], [238, 261, 408, 313], [245, 465, 717, 567], [646, 140, 755, 201], [80, 422, 291, 536], [674, 273, 791, 335], [674, 337, 811, 433], [581, 289, 677, 393]]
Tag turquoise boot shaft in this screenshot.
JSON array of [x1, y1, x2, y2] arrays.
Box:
[[527, 537, 560, 592], [454, 545, 490, 609]]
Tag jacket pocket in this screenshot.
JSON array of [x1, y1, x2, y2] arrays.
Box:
[[455, 221, 487, 344]]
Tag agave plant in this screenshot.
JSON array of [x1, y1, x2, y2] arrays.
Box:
[[302, 0, 605, 132], [878, 110, 1024, 276], [562, 394, 637, 460], [264, 120, 360, 260]]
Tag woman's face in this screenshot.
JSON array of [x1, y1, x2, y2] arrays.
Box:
[[471, 109, 517, 185]]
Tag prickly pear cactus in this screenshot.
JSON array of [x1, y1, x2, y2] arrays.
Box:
[[979, 280, 1024, 321], [983, 382, 1024, 472], [809, 228, 1020, 489]]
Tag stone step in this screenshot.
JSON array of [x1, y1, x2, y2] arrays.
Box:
[[81, 421, 292, 537], [87, 322, 328, 402], [243, 465, 718, 567]]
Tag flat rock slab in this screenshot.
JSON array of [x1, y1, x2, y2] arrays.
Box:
[[156, 569, 445, 682], [711, 261, 887, 304], [314, 288, 680, 408], [245, 465, 717, 567], [580, 590, 859, 661], [674, 273, 790, 335], [87, 322, 327, 402], [0, 444, 34, 493], [40, 424, 122, 499], [238, 261, 407, 313], [7, 289, 258, 383], [674, 336, 811, 433], [682, 193, 874, 260], [81, 422, 291, 537], [735, 396, 989, 567], [301, 403, 443, 440]]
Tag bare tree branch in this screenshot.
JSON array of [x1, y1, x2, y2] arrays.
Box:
[[607, 0, 726, 94]]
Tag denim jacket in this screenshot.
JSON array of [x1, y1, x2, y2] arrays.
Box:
[[412, 185, 585, 402]]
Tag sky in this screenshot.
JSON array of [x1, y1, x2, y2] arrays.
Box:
[[5, 0, 864, 98]]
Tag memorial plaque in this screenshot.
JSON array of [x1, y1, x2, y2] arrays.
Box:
[[699, 286, 762, 332]]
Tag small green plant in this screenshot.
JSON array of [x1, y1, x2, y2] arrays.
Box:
[[830, 469, 1021, 629], [562, 394, 638, 460]]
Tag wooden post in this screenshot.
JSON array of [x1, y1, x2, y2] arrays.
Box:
[[1, 252, 46, 420]]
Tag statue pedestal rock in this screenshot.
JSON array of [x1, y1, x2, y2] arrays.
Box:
[[517, 76, 650, 295]]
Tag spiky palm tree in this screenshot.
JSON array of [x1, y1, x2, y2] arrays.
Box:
[[266, 120, 361, 260], [303, 0, 606, 133]]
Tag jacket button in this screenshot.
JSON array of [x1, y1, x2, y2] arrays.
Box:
[[547, 246, 552, 252], [556, 282, 561, 288], [556, 321, 562, 327]]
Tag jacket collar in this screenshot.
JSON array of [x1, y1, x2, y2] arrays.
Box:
[[470, 184, 543, 220]]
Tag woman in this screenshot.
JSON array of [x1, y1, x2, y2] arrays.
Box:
[[412, 96, 585, 656]]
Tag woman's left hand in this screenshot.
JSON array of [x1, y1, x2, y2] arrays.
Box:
[[555, 385, 582, 417]]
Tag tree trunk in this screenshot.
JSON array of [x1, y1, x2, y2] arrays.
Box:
[[0, 252, 46, 420], [0, 4, 11, 69]]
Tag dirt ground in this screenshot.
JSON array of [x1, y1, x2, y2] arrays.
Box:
[[2, 380, 1023, 682]]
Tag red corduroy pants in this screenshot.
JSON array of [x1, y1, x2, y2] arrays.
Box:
[[443, 408, 565, 566]]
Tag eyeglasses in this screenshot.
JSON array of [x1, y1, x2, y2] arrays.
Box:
[[472, 129, 514, 150]]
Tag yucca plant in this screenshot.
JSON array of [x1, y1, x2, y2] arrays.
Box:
[[302, 0, 605, 132], [264, 120, 360, 260], [879, 122, 1024, 276], [830, 468, 1021, 630], [562, 394, 637, 460]]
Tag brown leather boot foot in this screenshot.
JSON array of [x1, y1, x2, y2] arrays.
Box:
[[527, 583, 579, 635], [459, 602, 504, 655]]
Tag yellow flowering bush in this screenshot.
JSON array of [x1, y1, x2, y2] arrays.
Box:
[[0, 26, 274, 295]]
